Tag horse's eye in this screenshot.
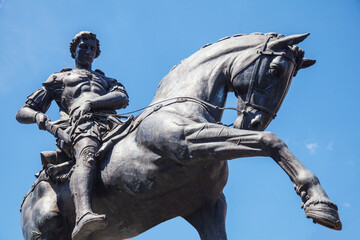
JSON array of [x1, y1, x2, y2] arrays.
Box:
[[269, 66, 280, 76]]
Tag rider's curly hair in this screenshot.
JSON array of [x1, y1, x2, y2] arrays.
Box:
[[69, 31, 101, 59]]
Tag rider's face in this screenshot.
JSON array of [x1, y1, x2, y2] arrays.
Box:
[[74, 38, 97, 66]]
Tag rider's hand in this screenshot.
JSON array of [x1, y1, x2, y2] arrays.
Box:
[[35, 112, 50, 130], [72, 101, 92, 120]]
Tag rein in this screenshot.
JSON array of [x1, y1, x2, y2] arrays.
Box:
[[120, 96, 242, 116]]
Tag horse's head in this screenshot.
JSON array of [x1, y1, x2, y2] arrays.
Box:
[[231, 33, 315, 131]]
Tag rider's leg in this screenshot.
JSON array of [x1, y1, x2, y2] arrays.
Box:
[[71, 137, 99, 221], [70, 136, 107, 239], [182, 123, 341, 230]]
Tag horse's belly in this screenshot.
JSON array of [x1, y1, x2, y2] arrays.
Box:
[[96, 144, 228, 239], [101, 144, 228, 201], [94, 129, 228, 239]]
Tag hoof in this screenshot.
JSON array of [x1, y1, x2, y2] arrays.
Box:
[[72, 213, 107, 240], [304, 200, 342, 230]]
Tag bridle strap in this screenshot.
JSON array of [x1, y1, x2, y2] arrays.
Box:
[[245, 37, 270, 103], [245, 57, 261, 105], [259, 51, 296, 65], [242, 36, 279, 119]]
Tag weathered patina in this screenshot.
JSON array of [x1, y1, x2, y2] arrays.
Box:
[[18, 32, 341, 240]]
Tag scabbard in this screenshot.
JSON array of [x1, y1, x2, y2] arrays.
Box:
[[45, 121, 71, 144]]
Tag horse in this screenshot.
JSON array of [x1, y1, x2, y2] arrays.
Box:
[[20, 32, 342, 240]]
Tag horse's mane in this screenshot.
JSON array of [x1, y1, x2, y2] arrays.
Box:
[[200, 32, 284, 49], [170, 32, 285, 71], [154, 32, 291, 102]]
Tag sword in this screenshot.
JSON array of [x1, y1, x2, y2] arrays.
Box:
[[45, 121, 71, 144]]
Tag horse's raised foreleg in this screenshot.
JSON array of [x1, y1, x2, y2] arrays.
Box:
[[183, 123, 342, 230], [184, 193, 227, 240]]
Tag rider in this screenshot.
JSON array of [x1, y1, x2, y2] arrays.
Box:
[[16, 31, 129, 240]]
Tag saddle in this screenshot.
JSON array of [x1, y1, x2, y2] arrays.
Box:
[[40, 115, 134, 183]]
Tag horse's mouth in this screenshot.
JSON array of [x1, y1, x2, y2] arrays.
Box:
[[233, 114, 263, 131]]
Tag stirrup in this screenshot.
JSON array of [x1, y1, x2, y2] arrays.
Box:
[[72, 212, 107, 240]]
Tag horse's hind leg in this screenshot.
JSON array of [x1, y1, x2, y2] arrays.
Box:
[[21, 181, 70, 240], [184, 193, 227, 240]]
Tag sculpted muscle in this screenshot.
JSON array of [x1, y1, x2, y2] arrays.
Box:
[[41, 68, 128, 115]]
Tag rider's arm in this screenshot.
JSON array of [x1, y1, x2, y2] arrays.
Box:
[[92, 79, 129, 111], [71, 70, 129, 119], [16, 70, 63, 129], [16, 87, 53, 129], [86, 76, 129, 112]]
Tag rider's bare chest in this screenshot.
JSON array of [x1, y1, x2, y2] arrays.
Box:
[[62, 70, 109, 94]]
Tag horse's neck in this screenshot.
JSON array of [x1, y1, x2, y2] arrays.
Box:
[[151, 56, 230, 122], [152, 34, 269, 106], [153, 54, 231, 104]]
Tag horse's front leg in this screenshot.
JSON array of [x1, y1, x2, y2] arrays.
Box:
[[184, 123, 342, 230]]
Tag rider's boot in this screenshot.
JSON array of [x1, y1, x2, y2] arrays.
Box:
[[70, 147, 107, 240], [294, 173, 342, 230]]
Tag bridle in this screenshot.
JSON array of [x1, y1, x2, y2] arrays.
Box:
[[232, 36, 297, 121]]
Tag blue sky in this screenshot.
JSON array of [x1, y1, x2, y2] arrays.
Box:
[[0, 0, 359, 239]]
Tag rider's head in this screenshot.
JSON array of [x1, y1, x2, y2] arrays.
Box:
[[70, 31, 101, 59]]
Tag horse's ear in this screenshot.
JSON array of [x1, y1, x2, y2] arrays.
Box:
[[300, 58, 316, 69], [268, 33, 310, 49]]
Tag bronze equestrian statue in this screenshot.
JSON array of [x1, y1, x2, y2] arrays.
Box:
[[17, 32, 342, 240]]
